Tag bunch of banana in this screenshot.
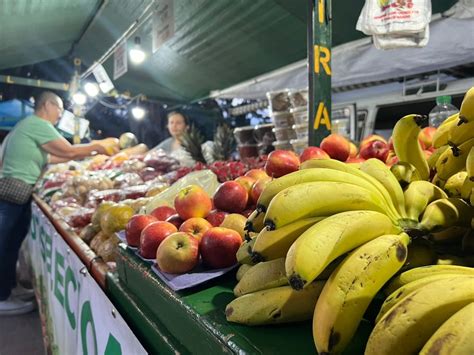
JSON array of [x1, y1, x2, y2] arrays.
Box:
[[365, 264, 474, 355], [392, 114, 430, 180], [390, 161, 421, 188]]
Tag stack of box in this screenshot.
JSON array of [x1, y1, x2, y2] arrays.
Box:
[[288, 89, 309, 154], [266, 90, 296, 151]]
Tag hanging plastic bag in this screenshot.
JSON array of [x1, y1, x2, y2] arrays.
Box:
[[373, 24, 429, 49]]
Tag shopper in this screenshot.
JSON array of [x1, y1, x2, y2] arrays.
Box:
[[0, 91, 115, 316]]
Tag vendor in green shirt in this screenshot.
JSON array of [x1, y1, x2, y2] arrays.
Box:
[[0, 91, 116, 316]]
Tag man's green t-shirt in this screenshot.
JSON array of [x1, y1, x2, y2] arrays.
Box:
[[1, 115, 62, 184]]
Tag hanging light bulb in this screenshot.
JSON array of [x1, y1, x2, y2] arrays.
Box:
[[131, 106, 145, 120], [129, 36, 146, 64], [84, 82, 99, 97], [72, 91, 87, 105]]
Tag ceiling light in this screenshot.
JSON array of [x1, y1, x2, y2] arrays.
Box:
[[131, 106, 145, 120], [130, 36, 145, 64], [84, 82, 99, 97], [72, 91, 87, 105]]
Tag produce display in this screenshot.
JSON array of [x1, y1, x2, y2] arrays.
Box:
[[224, 87, 474, 354]]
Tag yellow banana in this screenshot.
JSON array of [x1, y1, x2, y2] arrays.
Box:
[[300, 158, 402, 219], [313, 233, 409, 354], [458, 86, 474, 124], [431, 173, 446, 189], [264, 182, 397, 230], [448, 119, 474, 147], [360, 158, 407, 218], [403, 238, 437, 270], [437, 254, 474, 267], [365, 276, 474, 355], [420, 302, 474, 355], [256, 167, 391, 214], [429, 225, 469, 245], [236, 236, 257, 265], [384, 264, 474, 295], [418, 197, 474, 232], [432, 113, 459, 148], [244, 210, 265, 238], [235, 264, 252, 281], [467, 146, 474, 176], [462, 147, 474, 200], [225, 281, 325, 326], [251, 217, 323, 263], [390, 161, 421, 189], [444, 171, 468, 197], [285, 210, 400, 290], [427, 144, 449, 170], [377, 273, 468, 323], [436, 137, 474, 180], [234, 258, 288, 296], [393, 114, 430, 180], [404, 180, 448, 221]]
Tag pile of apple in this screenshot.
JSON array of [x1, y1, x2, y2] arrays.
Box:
[[124, 168, 273, 274]]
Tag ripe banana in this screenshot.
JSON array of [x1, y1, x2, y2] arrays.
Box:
[[427, 144, 449, 170], [390, 161, 421, 189], [245, 210, 265, 238], [377, 273, 468, 323], [236, 236, 257, 265], [404, 180, 448, 222], [420, 302, 474, 355], [448, 119, 474, 147], [432, 113, 459, 149], [467, 146, 474, 176], [256, 167, 391, 214], [418, 197, 474, 232], [365, 276, 474, 355], [429, 225, 469, 245], [444, 171, 468, 197], [300, 158, 402, 219], [458, 86, 474, 124], [264, 182, 397, 230], [225, 281, 325, 326], [462, 147, 474, 200], [436, 137, 474, 180], [384, 264, 474, 295], [313, 233, 409, 354], [285, 210, 400, 290], [235, 264, 252, 281], [251, 217, 323, 263], [360, 158, 407, 218], [431, 173, 446, 189], [234, 258, 288, 296], [403, 238, 437, 270], [392, 114, 430, 180]]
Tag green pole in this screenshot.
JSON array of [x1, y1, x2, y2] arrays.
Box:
[[308, 0, 332, 146]]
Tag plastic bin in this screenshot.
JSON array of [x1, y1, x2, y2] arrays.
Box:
[[290, 106, 309, 125], [272, 140, 293, 151], [290, 138, 308, 155], [266, 90, 290, 113], [292, 123, 309, 140], [272, 127, 296, 141], [271, 111, 294, 129]]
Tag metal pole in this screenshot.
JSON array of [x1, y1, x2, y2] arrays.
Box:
[[309, 0, 332, 146], [0, 75, 69, 91]]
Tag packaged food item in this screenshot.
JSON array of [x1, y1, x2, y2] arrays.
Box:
[[238, 144, 259, 159], [290, 106, 309, 125], [271, 112, 295, 129], [292, 123, 309, 140], [253, 123, 275, 144], [289, 89, 308, 108], [290, 138, 309, 155], [233, 126, 257, 145], [267, 90, 290, 112], [272, 127, 296, 141], [272, 140, 293, 151]]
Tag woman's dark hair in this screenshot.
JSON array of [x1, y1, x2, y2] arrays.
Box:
[[167, 111, 189, 125]]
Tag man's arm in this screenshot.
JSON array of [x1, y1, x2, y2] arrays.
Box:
[[42, 136, 115, 160]]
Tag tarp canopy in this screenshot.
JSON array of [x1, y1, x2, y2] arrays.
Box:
[[0, 0, 460, 103], [0, 99, 34, 130], [210, 5, 474, 100]]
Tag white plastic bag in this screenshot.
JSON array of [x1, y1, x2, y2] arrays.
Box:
[[373, 24, 429, 49]]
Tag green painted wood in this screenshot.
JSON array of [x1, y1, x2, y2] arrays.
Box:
[[114, 244, 373, 354]]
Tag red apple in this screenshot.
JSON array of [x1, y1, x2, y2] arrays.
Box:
[[241, 209, 254, 218], [174, 185, 213, 220], [250, 176, 272, 204], [125, 214, 159, 247], [360, 134, 387, 149], [388, 137, 394, 151], [206, 210, 228, 227], [200, 227, 242, 269], [299, 146, 330, 163], [166, 214, 185, 229], [359, 139, 390, 162], [385, 152, 399, 167], [150, 206, 176, 221], [156, 232, 199, 274], [418, 127, 437, 149], [139, 221, 178, 258], [234, 176, 256, 195], [346, 157, 366, 164], [349, 142, 358, 158], [264, 150, 300, 178], [179, 217, 212, 242], [244, 169, 269, 181], [320, 134, 351, 161], [213, 181, 249, 213]]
